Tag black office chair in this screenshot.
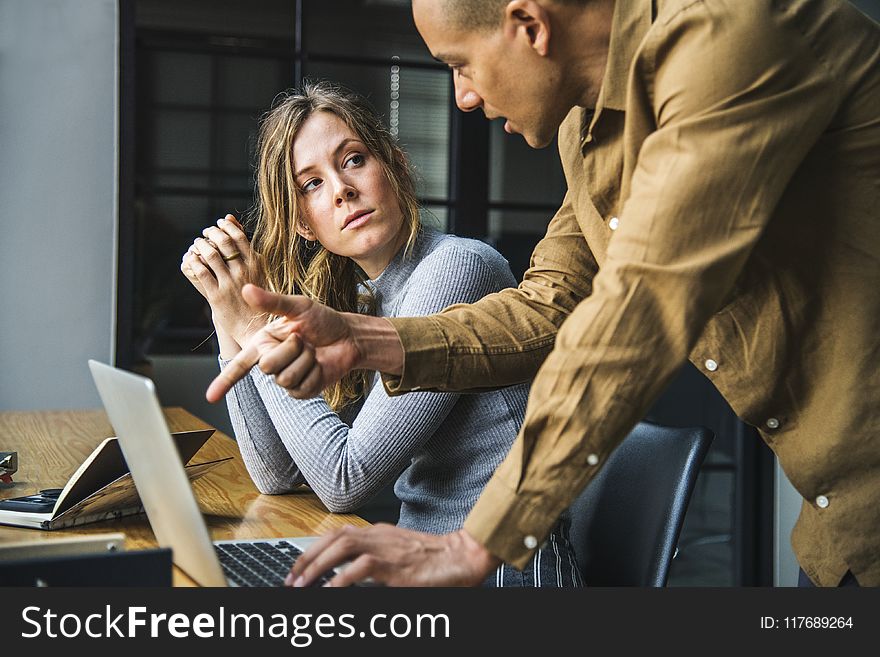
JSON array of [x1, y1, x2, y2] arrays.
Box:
[[567, 421, 713, 586]]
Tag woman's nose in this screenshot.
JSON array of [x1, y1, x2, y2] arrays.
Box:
[[335, 184, 357, 206]]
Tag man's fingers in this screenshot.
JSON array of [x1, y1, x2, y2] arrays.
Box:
[[285, 528, 347, 585], [260, 330, 306, 374], [286, 362, 323, 399], [287, 527, 372, 586], [270, 341, 314, 389], [326, 553, 386, 588], [264, 317, 295, 340], [242, 284, 314, 319], [206, 341, 261, 402]]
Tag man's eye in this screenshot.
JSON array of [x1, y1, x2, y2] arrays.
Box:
[[302, 179, 321, 192]]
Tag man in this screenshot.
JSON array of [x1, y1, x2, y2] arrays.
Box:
[[209, 0, 880, 587]]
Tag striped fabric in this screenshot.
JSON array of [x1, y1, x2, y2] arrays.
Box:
[[484, 518, 583, 588]]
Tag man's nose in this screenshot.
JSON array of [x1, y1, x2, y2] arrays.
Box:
[[453, 75, 482, 112]]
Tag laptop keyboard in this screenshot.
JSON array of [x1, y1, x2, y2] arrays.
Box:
[[214, 540, 332, 587]]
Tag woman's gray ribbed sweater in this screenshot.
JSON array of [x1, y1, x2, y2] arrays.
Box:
[[221, 228, 530, 535]]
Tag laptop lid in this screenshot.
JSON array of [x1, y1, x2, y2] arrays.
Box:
[[88, 360, 227, 586]]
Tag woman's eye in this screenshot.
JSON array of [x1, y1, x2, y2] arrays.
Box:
[[344, 153, 365, 168], [302, 178, 321, 192]]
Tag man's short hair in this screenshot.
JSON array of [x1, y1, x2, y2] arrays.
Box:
[[444, 0, 591, 32]]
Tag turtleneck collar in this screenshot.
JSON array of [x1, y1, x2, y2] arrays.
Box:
[[365, 226, 444, 311]]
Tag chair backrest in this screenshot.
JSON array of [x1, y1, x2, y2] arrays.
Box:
[[567, 421, 713, 586]]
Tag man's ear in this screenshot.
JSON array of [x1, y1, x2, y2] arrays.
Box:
[[503, 0, 551, 56]]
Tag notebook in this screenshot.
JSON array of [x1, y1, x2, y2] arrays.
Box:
[[88, 360, 336, 587], [0, 428, 221, 530]]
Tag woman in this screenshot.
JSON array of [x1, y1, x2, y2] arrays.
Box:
[[181, 81, 581, 587]]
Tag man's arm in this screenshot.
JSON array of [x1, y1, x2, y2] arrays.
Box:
[[384, 192, 598, 393], [207, 195, 597, 401], [206, 286, 405, 402]]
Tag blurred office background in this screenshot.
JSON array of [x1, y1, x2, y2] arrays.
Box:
[[3, 0, 878, 586]]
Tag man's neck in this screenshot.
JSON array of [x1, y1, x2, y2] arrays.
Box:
[[556, 0, 615, 108]]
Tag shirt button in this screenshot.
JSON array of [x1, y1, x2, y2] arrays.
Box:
[[609, 216, 620, 231], [766, 417, 780, 430], [815, 495, 829, 509], [705, 359, 718, 372], [523, 535, 538, 550], [587, 453, 599, 466]]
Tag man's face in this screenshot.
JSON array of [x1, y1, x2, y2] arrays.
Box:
[[413, 0, 568, 148]]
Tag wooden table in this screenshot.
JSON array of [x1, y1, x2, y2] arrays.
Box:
[[0, 407, 368, 585]]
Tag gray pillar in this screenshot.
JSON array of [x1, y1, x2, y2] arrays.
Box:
[[0, 0, 118, 410]]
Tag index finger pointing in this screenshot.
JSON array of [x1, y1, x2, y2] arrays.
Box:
[[206, 341, 261, 402]]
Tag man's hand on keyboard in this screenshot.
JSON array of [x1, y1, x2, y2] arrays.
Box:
[[284, 524, 501, 587]]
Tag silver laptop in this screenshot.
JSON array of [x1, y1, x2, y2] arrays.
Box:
[[88, 359, 330, 587]]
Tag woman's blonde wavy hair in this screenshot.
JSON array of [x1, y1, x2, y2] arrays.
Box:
[[248, 80, 421, 411]]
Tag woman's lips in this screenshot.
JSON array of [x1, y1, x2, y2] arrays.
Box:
[[344, 210, 374, 230]]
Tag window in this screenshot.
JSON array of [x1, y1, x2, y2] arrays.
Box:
[[124, 0, 570, 361]]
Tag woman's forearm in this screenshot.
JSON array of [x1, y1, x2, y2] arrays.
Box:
[[214, 316, 242, 360]]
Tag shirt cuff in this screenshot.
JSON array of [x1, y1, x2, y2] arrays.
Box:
[[463, 474, 568, 571], [381, 316, 449, 394]]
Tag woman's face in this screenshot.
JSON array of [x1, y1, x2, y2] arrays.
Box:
[[292, 111, 407, 279]]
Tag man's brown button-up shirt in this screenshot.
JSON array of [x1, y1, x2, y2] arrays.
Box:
[[385, 0, 880, 586]]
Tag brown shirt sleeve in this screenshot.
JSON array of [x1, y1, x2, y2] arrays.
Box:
[[383, 189, 597, 393], [462, 3, 840, 567]]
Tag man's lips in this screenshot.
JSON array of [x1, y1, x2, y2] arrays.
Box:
[[484, 112, 516, 135], [343, 209, 374, 229]]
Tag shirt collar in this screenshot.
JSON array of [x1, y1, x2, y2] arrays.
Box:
[[597, 0, 654, 113]]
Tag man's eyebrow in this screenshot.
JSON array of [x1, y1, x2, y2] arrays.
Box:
[[295, 138, 363, 178], [432, 53, 456, 64]]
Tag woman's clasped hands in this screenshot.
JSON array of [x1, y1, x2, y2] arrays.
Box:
[[180, 213, 266, 357]]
